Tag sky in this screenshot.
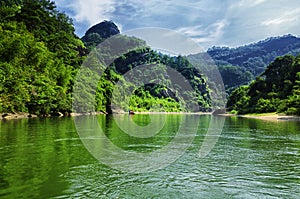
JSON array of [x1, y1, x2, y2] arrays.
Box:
[[56, 0, 300, 50]]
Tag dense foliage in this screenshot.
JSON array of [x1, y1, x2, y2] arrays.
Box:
[[227, 55, 300, 115], [2, 1, 298, 115], [78, 32, 212, 113], [206, 35, 300, 93], [0, 1, 213, 115], [0, 0, 84, 115]]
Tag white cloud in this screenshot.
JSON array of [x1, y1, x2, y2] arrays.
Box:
[[177, 25, 206, 37], [66, 0, 116, 26], [251, 0, 267, 6], [262, 18, 290, 26], [231, 0, 267, 8], [177, 20, 227, 44], [212, 20, 226, 38], [262, 8, 300, 26], [56, 0, 300, 48]]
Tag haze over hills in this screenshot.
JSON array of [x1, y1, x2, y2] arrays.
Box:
[[189, 34, 300, 93], [208, 34, 300, 71]]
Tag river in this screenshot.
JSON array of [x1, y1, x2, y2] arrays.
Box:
[[0, 115, 299, 198]]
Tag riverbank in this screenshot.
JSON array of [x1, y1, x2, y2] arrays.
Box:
[[219, 112, 300, 121], [1, 111, 300, 122], [0, 113, 38, 120], [0, 111, 213, 120], [133, 111, 212, 115], [0, 112, 106, 120]]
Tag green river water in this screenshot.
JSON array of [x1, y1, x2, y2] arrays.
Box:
[[0, 114, 299, 198]]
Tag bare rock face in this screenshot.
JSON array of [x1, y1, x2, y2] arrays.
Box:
[[212, 109, 227, 115], [81, 20, 120, 48]]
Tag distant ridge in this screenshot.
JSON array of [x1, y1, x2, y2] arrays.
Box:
[[207, 34, 300, 75], [202, 34, 300, 92]]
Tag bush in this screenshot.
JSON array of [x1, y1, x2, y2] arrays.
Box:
[[286, 107, 299, 115]]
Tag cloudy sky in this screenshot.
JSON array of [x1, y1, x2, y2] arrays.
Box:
[[56, 0, 300, 50]]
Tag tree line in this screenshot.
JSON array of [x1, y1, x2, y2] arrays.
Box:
[[0, 0, 84, 115], [0, 1, 213, 115], [2, 1, 298, 116], [227, 54, 300, 115]]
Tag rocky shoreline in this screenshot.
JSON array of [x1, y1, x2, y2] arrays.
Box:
[[1, 113, 38, 120], [0, 112, 106, 120]]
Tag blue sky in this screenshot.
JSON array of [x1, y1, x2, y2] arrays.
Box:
[[56, 0, 300, 50]]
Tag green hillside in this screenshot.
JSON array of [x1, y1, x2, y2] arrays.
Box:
[[1, 1, 299, 116], [78, 22, 213, 113], [227, 54, 300, 115], [0, 1, 213, 115], [0, 0, 84, 116]]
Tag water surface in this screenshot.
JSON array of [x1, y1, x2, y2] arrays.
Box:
[[0, 115, 299, 198]]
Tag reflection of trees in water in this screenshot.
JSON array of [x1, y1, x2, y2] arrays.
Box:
[[0, 117, 94, 198], [98, 114, 181, 153]]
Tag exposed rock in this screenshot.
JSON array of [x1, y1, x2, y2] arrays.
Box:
[[212, 109, 227, 115], [51, 112, 64, 117], [81, 20, 120, 47], [69, 113, 82, 117], [28, 114, 37, 118], [2, 113, 10, 118], [69, 112, 106, 117], [63, 112, 70, 116], [2, 113, 14, 119], [1, 113, 37, 120]]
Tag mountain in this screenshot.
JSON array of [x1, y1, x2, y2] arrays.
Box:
[[81, 20, 120, 51], [0, 0, 215, 116], [205, 34, 300, 92], [1, 1, 299, 116], [78, 22, 215, 113], [74, 22, 300, 113]]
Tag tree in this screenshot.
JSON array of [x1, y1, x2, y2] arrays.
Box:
[[0, 0, 84, 115], [227, 54, 300, 115]]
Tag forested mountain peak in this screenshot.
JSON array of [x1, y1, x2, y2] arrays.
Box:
[[207, 34, 300, 71], [208, 34, 300, 57], [249, 34, 300, 50], [81, 20, 120, 49], [84, 20, 120, 37], [77, 21, 215, 113]]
